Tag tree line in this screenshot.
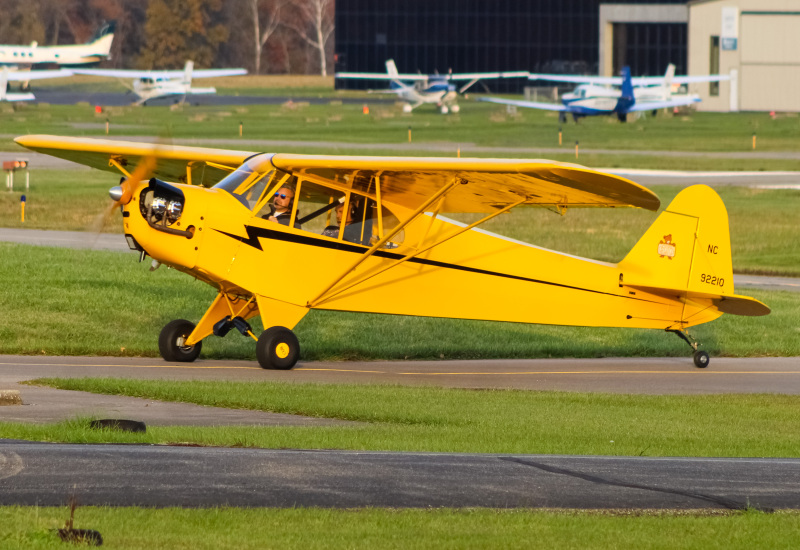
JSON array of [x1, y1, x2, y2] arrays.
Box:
[[0, 0, 335, 75]]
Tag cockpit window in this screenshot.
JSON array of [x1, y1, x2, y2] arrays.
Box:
[[213, 162, 277, 211]]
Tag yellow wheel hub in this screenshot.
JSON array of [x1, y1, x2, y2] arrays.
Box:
[[275, 342, 291, 359]]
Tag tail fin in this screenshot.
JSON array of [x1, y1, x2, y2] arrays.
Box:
[[0, 68, 7, 101], [386, 59, 399, 79], [183, 60, 194, 86], [664, 63, 676, 97], [619, 185, 769, 326], [620, 66, 634, 99], [86, 21, 115, 60]]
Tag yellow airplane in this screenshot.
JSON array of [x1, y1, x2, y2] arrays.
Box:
[[15, 135, 770, 369]]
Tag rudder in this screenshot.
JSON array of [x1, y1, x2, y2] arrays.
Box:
[[619, 184, 734, 298]]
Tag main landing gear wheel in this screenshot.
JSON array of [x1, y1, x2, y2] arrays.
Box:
[[158, 319, 202, 362], [693, 350, 710, 369], [256, 326, 299, 370]]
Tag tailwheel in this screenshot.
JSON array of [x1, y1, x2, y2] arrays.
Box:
[[693, 350, 710, 369], [256, 326, 299, 370], [667, 329, 710, 369], [159, 319, 202, 362]]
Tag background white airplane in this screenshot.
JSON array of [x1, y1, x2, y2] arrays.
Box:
[[481, 65, 727, 122], [336, 59, 529, 114], [0, 67, 74, 102], [0, 22, 115, 69], [71, 61, 248, 105]]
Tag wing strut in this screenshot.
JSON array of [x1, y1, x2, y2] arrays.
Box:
[[312, 195, 529, 307], [308, 177, 464, 307]]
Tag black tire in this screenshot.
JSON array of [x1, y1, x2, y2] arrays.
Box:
[[693, 350, 710, 369], [158, 319, 202, 362], [256, 326, 299, 370]]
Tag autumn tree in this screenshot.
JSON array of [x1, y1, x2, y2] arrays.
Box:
[[284, 0, 334, 76], [250, 0, 288, 74], [138, 0, 229, 69]]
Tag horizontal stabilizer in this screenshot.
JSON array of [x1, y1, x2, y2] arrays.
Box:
[[624, 284, 770, 317]]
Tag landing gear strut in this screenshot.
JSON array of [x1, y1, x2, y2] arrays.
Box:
[[667, 329, 709, 368]]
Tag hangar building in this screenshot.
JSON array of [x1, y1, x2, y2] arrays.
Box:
[[688, 0, 800, 112]]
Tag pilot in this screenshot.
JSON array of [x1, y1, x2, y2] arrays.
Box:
[[263, 185, 299, 227], [322, 202, 365, 244]]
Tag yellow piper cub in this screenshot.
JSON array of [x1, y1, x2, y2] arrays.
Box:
[[16, 135, 769, 369]]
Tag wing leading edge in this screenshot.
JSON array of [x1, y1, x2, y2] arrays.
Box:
[[14, 135, 660, 213]]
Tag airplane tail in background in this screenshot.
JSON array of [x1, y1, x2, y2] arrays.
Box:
[[386, 59, 400, 80], [620, 66, 634, 99], [86, 21, 116, 58], [183, 60, 194, 86], [618, 185, 769, 327], [664, 63, 676, 96]]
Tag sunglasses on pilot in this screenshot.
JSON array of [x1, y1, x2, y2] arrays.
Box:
[[274, 192, 292, 199]]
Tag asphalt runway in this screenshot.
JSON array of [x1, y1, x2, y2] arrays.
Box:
[[1, 442, 797, 509]]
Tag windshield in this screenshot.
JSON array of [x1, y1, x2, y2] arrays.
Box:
[[213, 154, 276, 210]]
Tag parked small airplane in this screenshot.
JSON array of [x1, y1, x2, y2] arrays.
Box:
[[0, 21, 115, 69], [71, 61, 248, 105], [336, 59, 529, 114], [481, 65, 726, 122], [16, 135, 769, 370], [0, 67, 74, 101]]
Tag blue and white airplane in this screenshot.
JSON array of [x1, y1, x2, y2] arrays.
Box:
[[337, 59, 528, 114], [480, 66, 723, 122], [71, 61, 247, 105]]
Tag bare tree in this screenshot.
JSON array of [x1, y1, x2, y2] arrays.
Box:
[[284, 0, 333, 76], [251, 0, 285, 74]]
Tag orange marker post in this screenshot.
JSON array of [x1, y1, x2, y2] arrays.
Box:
[[558, 126, 562, 146], [105, 118, 109, 135], [575, 140, 579, 159], [752, 132, 756, 150], [408, 126, 412, 143], [20, 194, 25, 223], [457, 146, 460, 158], [239, 122, 243, 137]]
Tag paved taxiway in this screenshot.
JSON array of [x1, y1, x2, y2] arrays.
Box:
[[1, 442, 797, 509]]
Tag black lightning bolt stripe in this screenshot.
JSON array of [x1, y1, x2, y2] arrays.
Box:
[[214, 225, 660, 303]]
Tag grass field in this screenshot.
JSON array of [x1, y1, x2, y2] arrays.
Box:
[[5, 95, 800, 165], [3, 506, 798, 550], [9, 378, 800, 457]]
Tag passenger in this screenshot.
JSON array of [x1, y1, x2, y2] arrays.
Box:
[[263, 185, 298, 227], [322, 202, 353, 238]]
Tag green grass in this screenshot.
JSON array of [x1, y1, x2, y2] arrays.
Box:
[[5, 99, 800, 162], [0, 243, 797, 359], [11, 379, 800, 457], [3, 506, 797, 550]]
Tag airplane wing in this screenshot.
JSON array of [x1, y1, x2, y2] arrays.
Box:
[[14, 135, 254, 187], [72, 68, 246, 79], [631, 75, 730, 85], [188, 68, 247, 78], [336, 72, 428, 81], [531, 74, 730, 86], [5, 69, 74, 81], [626, 96, 701, 112], [479, 96, 568, 112], [529, 74, 620, 85], [446, 71, 530, 80], [270, 154, 660, 213], [15, 135, 660, 213]]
